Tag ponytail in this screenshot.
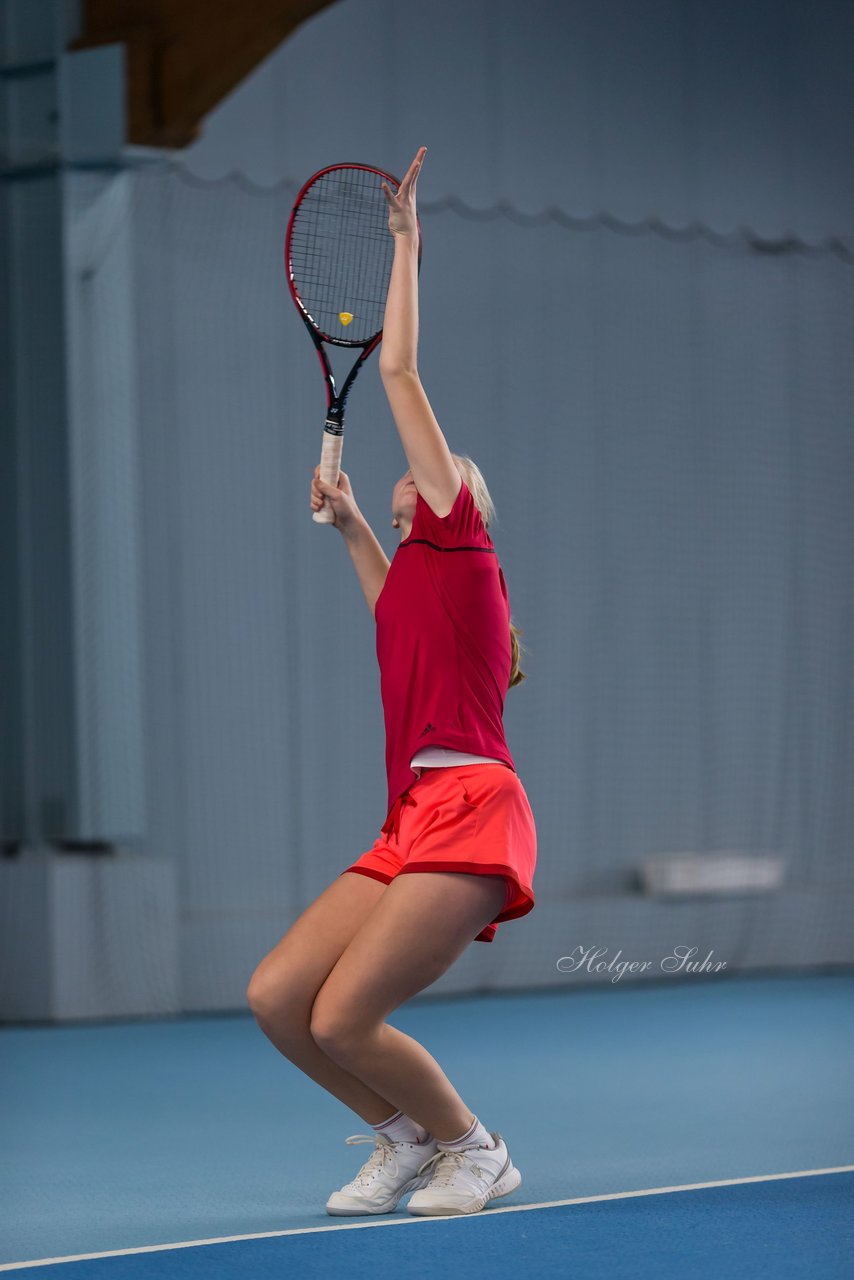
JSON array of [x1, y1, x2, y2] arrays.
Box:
[[509, 618, 527, 689]]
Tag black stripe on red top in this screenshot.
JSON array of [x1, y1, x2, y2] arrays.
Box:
[[401, 540, 496, 554]]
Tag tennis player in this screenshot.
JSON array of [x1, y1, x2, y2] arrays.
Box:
[[247, 145, 537, 1217]]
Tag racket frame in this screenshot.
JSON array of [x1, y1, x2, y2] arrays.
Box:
[[284, 163, 422, 523]]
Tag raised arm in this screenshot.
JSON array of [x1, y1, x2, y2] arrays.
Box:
[[379, 148, 462, 518], [311, 466, 390, 618]]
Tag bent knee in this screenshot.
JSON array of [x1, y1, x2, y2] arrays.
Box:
[[246, 967, 269, 1015], [245, 967, 277, 1020], [309, 995, 373, 1055], [246, 965, 310, 1032]]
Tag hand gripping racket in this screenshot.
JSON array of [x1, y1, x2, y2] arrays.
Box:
[[285, 163, 423, 523]]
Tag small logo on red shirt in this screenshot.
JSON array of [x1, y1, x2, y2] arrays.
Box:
[[419, 722, 436, 737]]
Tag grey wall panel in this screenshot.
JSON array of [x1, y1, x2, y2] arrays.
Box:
[[64, 170, 147, 839], [5, 0, 852, 1017], [127, 168, 854, 1006], [184, 0, 854, 243], [123, 0, 854, 1008]]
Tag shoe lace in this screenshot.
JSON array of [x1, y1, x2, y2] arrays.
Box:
[[343, 1133, 400, 1184], [416, 1146, 472, 1189]]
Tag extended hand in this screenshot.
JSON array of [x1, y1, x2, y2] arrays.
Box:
[[381, 146, 426, 239], [311, 465, 361, 530]]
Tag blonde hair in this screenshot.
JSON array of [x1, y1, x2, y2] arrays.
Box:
[[451, 453, 528, 690]]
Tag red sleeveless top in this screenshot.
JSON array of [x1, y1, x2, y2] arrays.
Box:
[[374, 478, 516, 824]]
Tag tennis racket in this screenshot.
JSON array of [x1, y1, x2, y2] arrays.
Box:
[[284, 162, 423, 524]]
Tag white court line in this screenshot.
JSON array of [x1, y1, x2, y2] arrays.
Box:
[[2, 1163, 853, 1271]]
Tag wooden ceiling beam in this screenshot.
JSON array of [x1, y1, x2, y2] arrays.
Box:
[[70, 0, 336, 148]]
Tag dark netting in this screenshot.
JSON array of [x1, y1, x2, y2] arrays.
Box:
[[287, 166, 398, 345]]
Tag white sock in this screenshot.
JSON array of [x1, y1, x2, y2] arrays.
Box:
[[371, 1109, 430, 1145], [436, 1115, 495, 1151]]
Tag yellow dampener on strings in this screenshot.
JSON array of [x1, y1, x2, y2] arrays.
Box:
[[339, 312, 354, 326]]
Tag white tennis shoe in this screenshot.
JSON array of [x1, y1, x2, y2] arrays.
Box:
[[325, 1131, 440, 1215], [407, 1132, 522, 1215]]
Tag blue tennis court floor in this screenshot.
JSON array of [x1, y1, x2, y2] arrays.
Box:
[[2, 973, 852, 1277]]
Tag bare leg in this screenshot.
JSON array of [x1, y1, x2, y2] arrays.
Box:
[[246, 872, 403, 1124], [309, 870, 508, 1142]]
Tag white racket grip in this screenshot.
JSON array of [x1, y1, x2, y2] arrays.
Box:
[[313, 425, 344, 524]]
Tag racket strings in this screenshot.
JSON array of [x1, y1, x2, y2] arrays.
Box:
[[289, 167, 395, 344]]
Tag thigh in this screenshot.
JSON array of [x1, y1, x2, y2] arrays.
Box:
[[311, 871, 508, 1038], [246, 871, 388, 1023]]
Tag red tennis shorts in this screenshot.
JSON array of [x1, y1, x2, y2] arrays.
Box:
[[341, 763, 537, 943]]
